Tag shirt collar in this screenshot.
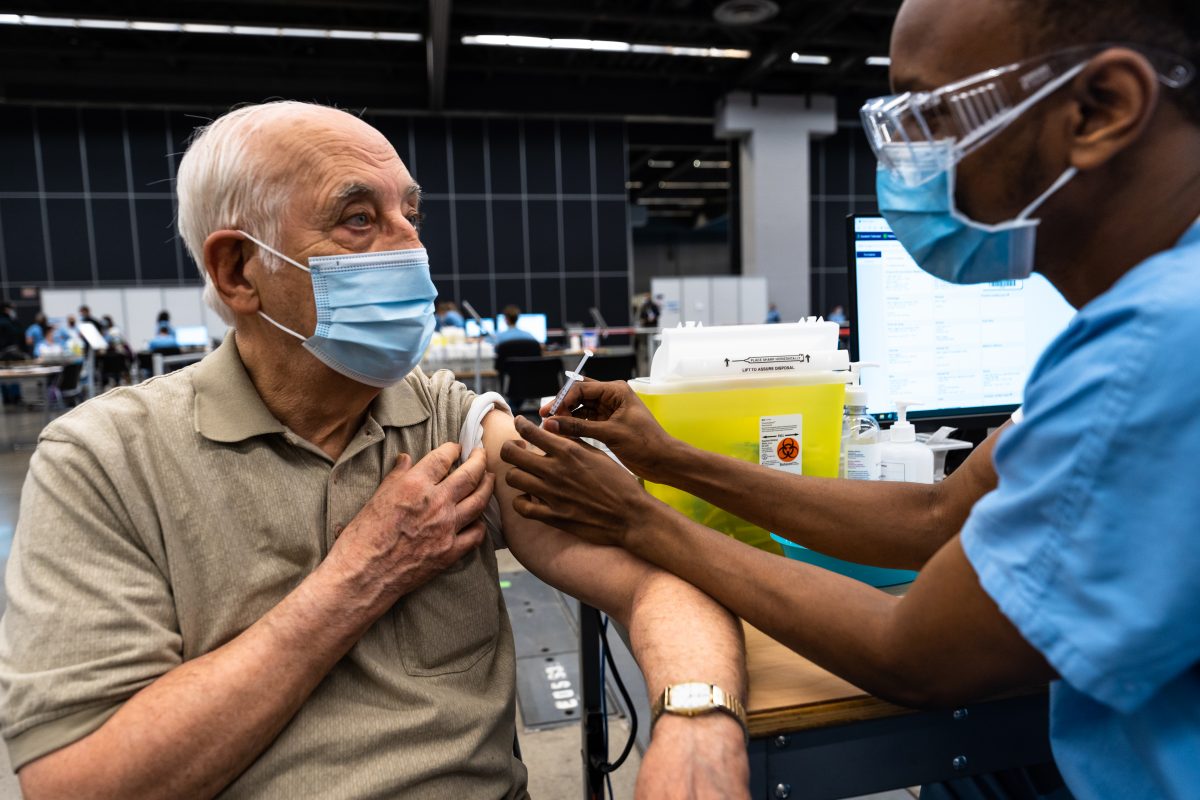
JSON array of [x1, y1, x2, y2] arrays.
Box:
[[193, 331, 430, 444]]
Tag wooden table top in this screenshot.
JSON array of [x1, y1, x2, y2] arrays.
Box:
[[0, 365, 63, 379], [743, 622, 912, 738]]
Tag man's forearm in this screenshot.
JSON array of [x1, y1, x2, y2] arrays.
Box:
[[20, 558, 381, 800], [627, 567, 747, 711], [652, 427, 1005, 571], [485, 414, 749, 744]]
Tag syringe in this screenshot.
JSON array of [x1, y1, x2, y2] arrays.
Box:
[[546, 349, 593, 418]]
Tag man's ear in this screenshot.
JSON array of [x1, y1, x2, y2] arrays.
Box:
[[1066, 48, 1161, 172], [203, 230, 261, 317]]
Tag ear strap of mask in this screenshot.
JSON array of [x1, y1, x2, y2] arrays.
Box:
[[238, 230, 311, 273]]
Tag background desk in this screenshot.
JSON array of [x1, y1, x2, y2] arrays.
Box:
[[579, 615, 1052, 800], [743, 623, 1052, 799], [0, 366, 63, 449]]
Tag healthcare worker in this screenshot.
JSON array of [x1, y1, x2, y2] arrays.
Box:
[[500, 1, 1200, 798]]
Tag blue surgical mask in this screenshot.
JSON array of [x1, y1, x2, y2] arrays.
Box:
[[239, 232, 437, 388], [876, 144, 1077, 284]]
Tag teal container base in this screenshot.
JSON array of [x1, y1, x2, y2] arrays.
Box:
[[770, 533, 918, 588]]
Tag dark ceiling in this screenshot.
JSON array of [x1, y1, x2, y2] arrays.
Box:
[[0, 0, 898, 116], [0, 0, 898, 230]]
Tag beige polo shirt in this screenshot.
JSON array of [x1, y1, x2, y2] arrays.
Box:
[[0, 334, 528, 799]]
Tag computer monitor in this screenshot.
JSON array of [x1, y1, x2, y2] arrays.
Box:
[[847, 214, 1076, 426], [174, 325, 210, 348], [496, 313, 548, 344], [465, 318, 496, 338]]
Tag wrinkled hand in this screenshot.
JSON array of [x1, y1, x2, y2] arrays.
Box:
[[539, 379, 678, 484], [635, 714, 750, 800], [330, 443, 494, 605], [500, 415, 652, 548]]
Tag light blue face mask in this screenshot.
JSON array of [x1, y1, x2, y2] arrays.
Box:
[[869, 56, 1092, 285], [876, 144, 1077, 284], [240, 232, 437, 388]]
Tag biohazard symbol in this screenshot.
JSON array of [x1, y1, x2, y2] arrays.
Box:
[[776, 437, 799, 463]]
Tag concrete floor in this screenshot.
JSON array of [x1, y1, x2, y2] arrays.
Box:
[[0, 409, 916, 799]]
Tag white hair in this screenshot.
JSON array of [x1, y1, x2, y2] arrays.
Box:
[[176, 100, 341, 325]]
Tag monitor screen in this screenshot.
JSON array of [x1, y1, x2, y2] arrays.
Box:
[[849, 214, 1076, 423], [465, 318, 495, 338], [496, 313, 548, 344], [174, 325, 210, 348]]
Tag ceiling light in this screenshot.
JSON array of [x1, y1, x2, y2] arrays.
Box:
[[637, 197, 706, 206], [462, 34, 749, 59], [790, 53, 831, 66], [625, 181, 644, 189], [75, 18, 131, 30], [130, 20, 181, 32], [12, 14, 75, 27], [693, 159, 732, 169], [182, 22, 231, 34], [713, 0, 780, 26], [630, 43, 750, 58], [866, 56, 892, 67], [0, 13, 420, 41], [658, 181, 730, 189], [646, 159, 675, 169], [648, 210, 695, 218], [231, 25, 277, 36]]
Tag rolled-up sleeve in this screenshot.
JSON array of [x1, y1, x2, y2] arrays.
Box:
[[0, 434, 181, 770]]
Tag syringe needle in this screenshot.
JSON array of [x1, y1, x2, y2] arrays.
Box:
[[546, 349, 594, 417]]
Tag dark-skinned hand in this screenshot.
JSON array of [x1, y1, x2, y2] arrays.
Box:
[[538, 378, 678, 485], [500, 415, 653, 548]]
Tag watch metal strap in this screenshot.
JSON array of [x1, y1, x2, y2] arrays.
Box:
[[651, 683, 749, 741]]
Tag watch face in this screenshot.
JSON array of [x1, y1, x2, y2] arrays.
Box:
[[669, 683, 713, 711]]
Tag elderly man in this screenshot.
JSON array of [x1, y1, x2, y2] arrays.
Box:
[[0, 101, 748, 799]]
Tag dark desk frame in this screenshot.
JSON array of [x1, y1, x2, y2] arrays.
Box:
[[579, 603, 1051, 800]]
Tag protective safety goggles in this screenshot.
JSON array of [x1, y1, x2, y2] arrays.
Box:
[[861, 44, 1196, 187]]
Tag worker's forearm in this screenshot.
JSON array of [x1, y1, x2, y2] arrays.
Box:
[[20, 559, 380, 800], [656, 440, 945, 569], [623, 500, 928, 706]]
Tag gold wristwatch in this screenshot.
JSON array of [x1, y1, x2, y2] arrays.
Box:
[[651, 682, 749, 742]]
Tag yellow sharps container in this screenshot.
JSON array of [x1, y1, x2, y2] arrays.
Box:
[[632, 320, 847, 555]]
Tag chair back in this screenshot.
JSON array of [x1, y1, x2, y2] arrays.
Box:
[[503, 356, 563, 411], [581, 354, 636, 383], [57, 362, 84, 393], [101, 351, 130, 373], [494, 337, 542, 374]]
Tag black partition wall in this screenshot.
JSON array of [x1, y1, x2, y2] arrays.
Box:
[[0, 104, 632, 329], [808, 119, 879, 319]]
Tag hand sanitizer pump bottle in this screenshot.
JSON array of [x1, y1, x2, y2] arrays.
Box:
[[880, 400, 934, 484], [839, 363, 882, 480]]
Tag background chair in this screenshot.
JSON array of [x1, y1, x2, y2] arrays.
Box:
[[53, 361, 85, 408], [494, 337, 542, 374], [100, 350, 132, 389], [580, 353, 637, 383], [501, 355, 563, 413]]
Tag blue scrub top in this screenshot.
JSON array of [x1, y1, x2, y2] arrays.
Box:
[[147, 333, 178, 352], [961, 218, 1200, 800], [492, 327, 536, 346], [24, 323, 43, 346]]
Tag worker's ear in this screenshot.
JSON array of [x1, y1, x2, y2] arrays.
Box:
[[203, 231, 262, 317], [1064, 47, 1161, 172]]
